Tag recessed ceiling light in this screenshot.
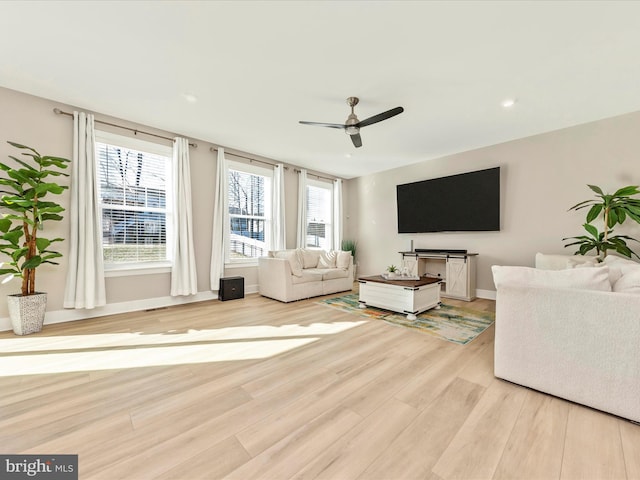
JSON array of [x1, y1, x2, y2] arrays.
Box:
[[345, 153, 352, 158], [181, 93, 198, 103], [501, 98, 517, 108]]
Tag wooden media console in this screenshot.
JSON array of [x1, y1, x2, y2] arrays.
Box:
[[400, 250, 478, 301]]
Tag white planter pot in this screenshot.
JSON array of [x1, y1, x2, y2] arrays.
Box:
[[7, 292, 47, 335]]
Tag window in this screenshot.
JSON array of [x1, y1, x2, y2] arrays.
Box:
[[95, 131, 173, 268], [305, 179, 333, 250], [226, 160, 272, 263]]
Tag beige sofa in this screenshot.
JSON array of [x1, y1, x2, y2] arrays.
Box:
[[258, 249, 353, 302], [492, 253, 640, 423]]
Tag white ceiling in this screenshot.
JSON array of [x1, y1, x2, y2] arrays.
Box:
[[1, 1, 640, 179]]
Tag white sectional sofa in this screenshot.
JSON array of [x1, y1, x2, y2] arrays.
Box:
[[492, 253, 640, 423], [258, 249, 353, 302]]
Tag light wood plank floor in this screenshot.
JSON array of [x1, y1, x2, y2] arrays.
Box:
[[0, 289, 638, 479]]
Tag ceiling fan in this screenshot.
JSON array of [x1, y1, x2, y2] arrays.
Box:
[[299, 97, 404, 148]]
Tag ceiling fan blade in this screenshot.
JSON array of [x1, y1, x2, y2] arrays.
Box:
[[351, 133, 362, 148], [299, 121, 346, 130], [356, 106, 404, 128]]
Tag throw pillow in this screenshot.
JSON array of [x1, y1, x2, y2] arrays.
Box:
[[274, 250, 303, 277], [604, 255, 639, 271], [298, 249, 320, 269], [534, 253, 571, 270], [336, 251, 351, 270], [534, 252, 598, 270], [492, 265, 612, 292], [566, 258, 620, 286], [318, 250, 338, 268], [566, 257, 599, 268]]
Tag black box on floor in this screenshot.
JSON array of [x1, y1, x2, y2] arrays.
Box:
[[219, 276, 244, 301]]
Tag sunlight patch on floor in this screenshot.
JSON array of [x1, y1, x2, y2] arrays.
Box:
[[0, 338, 322, 376], [0, 321, 368, 353], [0, 320, 370, 376]]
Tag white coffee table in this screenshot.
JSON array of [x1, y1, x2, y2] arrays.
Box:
[[358, 275, 442, 320]]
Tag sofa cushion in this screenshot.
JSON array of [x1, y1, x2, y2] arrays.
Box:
[[612, 265, 640, 294], [336, 251, 351, 270], [492, 265, 612, 292], [318, 250, 338, 268], [290, 269, 324, 285], [603, 255, 639, 286], [306, 267, 349, 281], [535, 253, 598, 270], [273, 250, 303, 277], [298, 248, 320, 269]]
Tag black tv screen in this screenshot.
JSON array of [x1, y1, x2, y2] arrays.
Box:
[[396, 167, 500, 233]]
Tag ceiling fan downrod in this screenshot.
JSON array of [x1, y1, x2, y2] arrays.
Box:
[[345, 97, 360, 136]]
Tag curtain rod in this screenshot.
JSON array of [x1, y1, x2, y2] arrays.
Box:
[[209, 146, 289, 170], [53, 108, 198, 148], [210, 146, 337, 181], [294, 168, 336, 182]]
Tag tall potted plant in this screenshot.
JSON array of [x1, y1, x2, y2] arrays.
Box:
[[0, 141, 69, 335], [563, 184, 640, 260]]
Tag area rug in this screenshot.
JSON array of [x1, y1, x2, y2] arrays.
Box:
[[319, 293, 494, 345]]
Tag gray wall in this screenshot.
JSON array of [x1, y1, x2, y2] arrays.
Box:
[[345, 111, 640, 296]]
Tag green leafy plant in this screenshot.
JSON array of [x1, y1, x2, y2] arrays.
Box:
[[386, 264, 398, 273], [341, 239, 357, 261], [0, 142, 70, 295], [563, 185, 640, 260]]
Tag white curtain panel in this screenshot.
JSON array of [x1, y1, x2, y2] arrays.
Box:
[[270, 163, 287, 251], [63, 111, 106, 309], [170, 137, 198, 296], [296, 168, 308, 248], [333, 178, 343, 250], [210, 147, 227, 290]]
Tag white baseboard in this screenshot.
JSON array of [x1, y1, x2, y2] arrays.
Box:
[[0, 283, 259, 332], [476, 289, 497, 300], [0, 283, 493, 333]]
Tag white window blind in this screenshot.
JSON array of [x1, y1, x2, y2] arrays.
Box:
[[227, 164, 271, 261], [306, 180, 333, 250], [96, 134, 172, 265]]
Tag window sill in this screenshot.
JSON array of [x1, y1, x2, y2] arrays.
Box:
[[104, 262, 172, 277], [225, 261, 259, 269]]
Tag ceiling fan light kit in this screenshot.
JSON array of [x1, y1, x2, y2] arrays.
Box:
[[300, 96, 404, 148]]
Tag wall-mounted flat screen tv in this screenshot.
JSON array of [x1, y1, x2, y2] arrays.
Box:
[[396, 167, 500, 233]]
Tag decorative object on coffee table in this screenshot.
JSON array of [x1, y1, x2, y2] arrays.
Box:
[[384, 264, 398, 279], [401, 257, 419, 279]]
